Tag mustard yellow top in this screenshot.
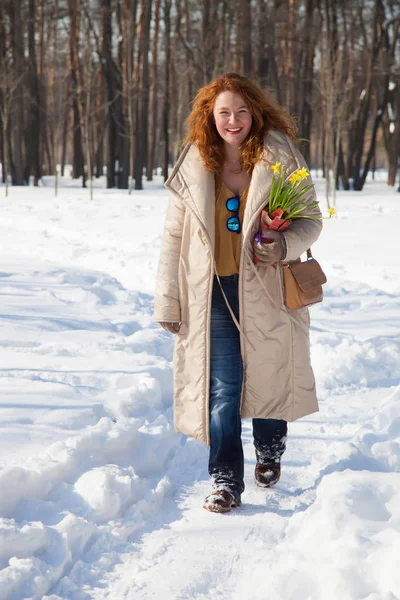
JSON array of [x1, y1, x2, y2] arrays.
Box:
[[214, 174, 250, 276]]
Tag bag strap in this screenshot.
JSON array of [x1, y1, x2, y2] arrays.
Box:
[[213, 264, 244, 337], [214, 244, 311, 341], [215, 245, 282, 320], [246, 248, 279, 306], [282, 247, 312, 266], [213, 263, 256, 351]]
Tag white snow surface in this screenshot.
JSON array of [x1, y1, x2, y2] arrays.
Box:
[[0, 175, 399, 600]]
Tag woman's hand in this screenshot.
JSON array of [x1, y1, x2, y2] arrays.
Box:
[[253, 230, 285, 265], [159, 322, 181, 334]]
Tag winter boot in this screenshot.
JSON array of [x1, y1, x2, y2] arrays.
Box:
[[203, 489, 241, 513], [254, 462, 281, 488]]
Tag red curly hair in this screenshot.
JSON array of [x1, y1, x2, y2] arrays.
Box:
[[183, 72, 298, 175]]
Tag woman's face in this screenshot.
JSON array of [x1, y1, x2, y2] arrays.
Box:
[[213, 91, 252, 147]]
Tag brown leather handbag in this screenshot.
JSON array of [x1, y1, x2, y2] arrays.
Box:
[[282, 249, 327, 309]]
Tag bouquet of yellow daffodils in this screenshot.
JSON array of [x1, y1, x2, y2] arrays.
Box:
[[258, 162, 335, 235], [254, 162, 335, 262]]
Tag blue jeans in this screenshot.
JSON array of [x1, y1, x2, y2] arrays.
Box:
[[209, 275, 288, 500]]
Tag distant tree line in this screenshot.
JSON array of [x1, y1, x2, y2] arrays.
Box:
[[0, 0, 399, 193]]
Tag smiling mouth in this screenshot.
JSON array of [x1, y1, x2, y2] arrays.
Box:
[[226, 128, 242, 134]]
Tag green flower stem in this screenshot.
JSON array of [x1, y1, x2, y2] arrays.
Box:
[[268, 166, 316, 220]]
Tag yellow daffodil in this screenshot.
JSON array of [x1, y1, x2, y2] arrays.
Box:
[[288, 168, 309, 185], [271, 162, 281, 174], [328, 207, 337, 218], [288, 172, 301, 184], [297, 167, 309, 180]]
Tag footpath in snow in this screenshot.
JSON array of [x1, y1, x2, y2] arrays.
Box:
[[0, 176, 399, 600]]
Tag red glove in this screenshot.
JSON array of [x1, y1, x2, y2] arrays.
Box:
[[253, 210, 290, 264], [253, 230, 285, 266]]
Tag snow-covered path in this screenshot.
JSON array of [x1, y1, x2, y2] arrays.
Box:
[[100, 389, 399, 600], [0, 178, 399, 600]]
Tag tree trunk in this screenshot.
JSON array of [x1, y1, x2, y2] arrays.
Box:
[[0, 0, 5, 184], [242, 0, 252, 76], [257, 0, 268, 86], [267, 1, 282, 104], [183, 0, 194, 101], [40, 0, 54, 176], [9, 0, 25, 185], [27, 0, 41, 186], [68, 0, 85, 182], [352, 0, 385, 190], [384, 80, 400, 187], [297, 0, 319, 164], [46, 1, 58, 176], [60, 76, 70, 177], [115, 1, 128, 189], [134, 0, 153, 190], [94, 66, 105, 178], [360, 16, 399, 189], [381, 18, 400, 187], [100, 0, 117, 188], [162, 0, 171, 181], [120, 0, 137, 190], [147, 0, 161, 181]]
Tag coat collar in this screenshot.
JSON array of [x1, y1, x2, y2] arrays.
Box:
[[164, 130, 283, 248]]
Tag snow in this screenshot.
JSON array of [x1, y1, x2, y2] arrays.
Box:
[[0, 174, 399, 600]]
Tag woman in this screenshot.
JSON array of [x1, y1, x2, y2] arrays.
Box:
[[154, 72, 322, 513]]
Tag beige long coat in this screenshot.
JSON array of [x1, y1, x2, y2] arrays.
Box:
[[154, 129, 322, 445]]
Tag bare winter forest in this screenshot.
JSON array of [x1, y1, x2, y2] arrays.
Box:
[[0, 0, 399, 192]]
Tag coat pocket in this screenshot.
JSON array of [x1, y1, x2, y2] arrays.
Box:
[[179, 255, 193, 328], [197, 229, 207, 247]]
